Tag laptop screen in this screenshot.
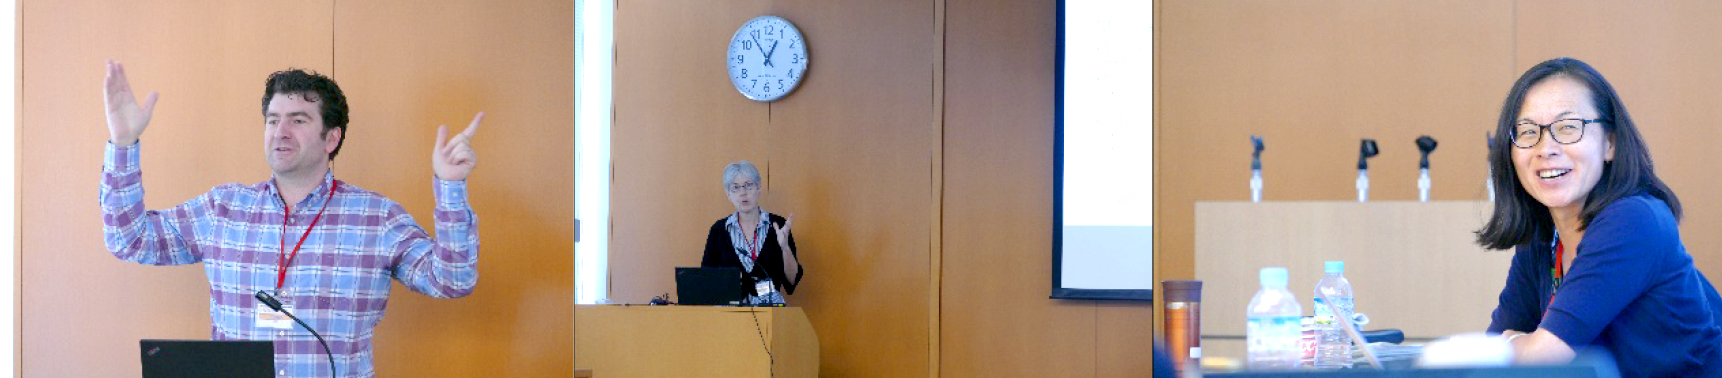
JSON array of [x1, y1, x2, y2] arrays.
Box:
[[675, 266, 747, 306], [140, 339, 274, 378]]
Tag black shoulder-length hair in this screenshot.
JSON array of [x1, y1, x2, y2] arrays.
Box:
[[1476, 57, 1681, 250]]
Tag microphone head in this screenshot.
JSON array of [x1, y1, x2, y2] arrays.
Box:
[[254, 291, 284, 311], [1417, 136, 1438, 168], [1417, 135, 1438, 153], [1251, 135, 1264, 169], [1358, 139, 1380, 169]]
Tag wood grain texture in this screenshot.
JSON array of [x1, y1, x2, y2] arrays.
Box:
[[942, 0, 1129, 376], [335, 1, 574, 376]]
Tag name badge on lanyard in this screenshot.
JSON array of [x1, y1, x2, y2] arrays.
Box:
[[256, 302, 296, 329], [756, 280, 776, 296]]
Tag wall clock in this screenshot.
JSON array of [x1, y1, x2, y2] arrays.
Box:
[[727, 15, 809, 102]]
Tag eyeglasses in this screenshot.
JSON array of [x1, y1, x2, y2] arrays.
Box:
[[1512, 118, 1603, 149], [727, 182, 760, 193]]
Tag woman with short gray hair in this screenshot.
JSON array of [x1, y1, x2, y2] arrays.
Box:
[[701, 161, 803, 305]]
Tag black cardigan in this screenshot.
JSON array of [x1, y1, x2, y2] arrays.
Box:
[[701, 214, 803, 295]]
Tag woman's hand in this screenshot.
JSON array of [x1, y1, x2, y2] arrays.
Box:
[[776, 215, 800, 284], [774, 215, 794, 250]]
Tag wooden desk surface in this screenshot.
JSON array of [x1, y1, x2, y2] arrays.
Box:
[[574, 368, 592, 378]]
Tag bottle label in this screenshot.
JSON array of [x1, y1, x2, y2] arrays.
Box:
[[1313, 297, 1354, 325], [1246, 315, 1302, 356]]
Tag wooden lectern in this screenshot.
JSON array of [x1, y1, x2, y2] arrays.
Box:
[[575, 305, 819, 377]]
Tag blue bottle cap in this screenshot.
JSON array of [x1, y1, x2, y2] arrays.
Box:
[[1260, 267, 1289, 287], [1325, 261, 1345, 274]]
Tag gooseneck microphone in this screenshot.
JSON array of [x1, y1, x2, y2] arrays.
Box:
[[1250, 135, 1265, 203], [1357, 139, 1379, 202], [1416, 136, 1438, 202], [256, 291, 337, 377]]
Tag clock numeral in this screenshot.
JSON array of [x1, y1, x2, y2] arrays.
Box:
[[751, 30, 761, 41], [751, 79, 757, 88], [790, 39, 798, 49], [766, 25, 775, 35], [791, 54, 799, 64], [735, 55, 744, 64], [789, 69, 797, 79], [743, 40, 752, 51], [741, 69, 748, 78]]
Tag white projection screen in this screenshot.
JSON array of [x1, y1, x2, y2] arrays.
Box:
[[1052, 0, 1153, 300]]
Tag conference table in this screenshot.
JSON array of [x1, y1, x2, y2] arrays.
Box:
[[575, 305, 819, 377]]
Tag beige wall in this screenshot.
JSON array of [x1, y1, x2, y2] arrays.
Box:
[[1157, 0, 1722, 345], [20, 1, 572, 376]]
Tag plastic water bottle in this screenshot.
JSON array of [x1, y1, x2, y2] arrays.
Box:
[[1313, 261, 1356, 368], [1247, 267, 1303, 370]]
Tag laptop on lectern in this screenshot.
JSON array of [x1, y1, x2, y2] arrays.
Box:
[[675, 266, 748, 306], [140, 339, 274, 378]]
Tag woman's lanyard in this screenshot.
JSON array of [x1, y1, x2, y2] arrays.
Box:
[[1548, 233, 1565, 309], [278, 182, 337, 293], [741, 212, 764, 262]]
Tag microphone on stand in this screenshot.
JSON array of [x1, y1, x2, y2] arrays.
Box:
[[256, 291, 337, 377]]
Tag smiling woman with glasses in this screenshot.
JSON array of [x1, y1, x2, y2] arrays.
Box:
[[700, 160, 804, 305], [1477, 57, 1722, 377]]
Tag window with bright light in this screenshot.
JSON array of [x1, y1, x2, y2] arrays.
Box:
[[575, 0, 612, 305]]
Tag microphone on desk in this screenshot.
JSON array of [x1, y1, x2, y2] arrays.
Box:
[[256, 290, 338, 378], [1250, 135, 1265, 203], [1416, 136, 1438, 202], [1357, 139, 1380, 202]]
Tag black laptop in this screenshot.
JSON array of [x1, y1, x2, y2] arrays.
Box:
[[675, 266, 748, 306], [140, 339, 274, 378]]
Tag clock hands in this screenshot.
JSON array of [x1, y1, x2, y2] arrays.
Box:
[[750, 33, 775, 68], [763, 39, 780, 68]]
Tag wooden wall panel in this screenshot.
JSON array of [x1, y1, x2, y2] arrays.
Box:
[[765, 0, 936, 376], [608, 0, 772, 305], [335, 1, 574, 376], [21, 2, 333, 376], [941, 0, 1111, 376], [1513, 0, 1722, 282], [1153, 0, 1515, 344]]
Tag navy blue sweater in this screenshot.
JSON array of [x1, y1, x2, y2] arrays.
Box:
[[1487, 195, 1722, 377]]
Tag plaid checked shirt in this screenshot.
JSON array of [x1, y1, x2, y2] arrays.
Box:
[[100, 143, 479, 377]]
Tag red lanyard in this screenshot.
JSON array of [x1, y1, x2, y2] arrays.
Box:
[[278, 182, 337, 292], [740, 213, 765, 262], [1548, 239, 1565, 308]]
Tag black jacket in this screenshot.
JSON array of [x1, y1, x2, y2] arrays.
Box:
[[701, 214, 803, 295]]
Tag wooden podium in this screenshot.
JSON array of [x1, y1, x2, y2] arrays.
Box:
[[575, 305, 819, 377]]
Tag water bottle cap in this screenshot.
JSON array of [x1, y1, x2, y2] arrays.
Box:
[[1325, 261, 1345, 274], [1260, 267, 1289, 287]]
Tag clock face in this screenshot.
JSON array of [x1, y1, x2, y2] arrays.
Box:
[[727, 15, 808, 102]]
